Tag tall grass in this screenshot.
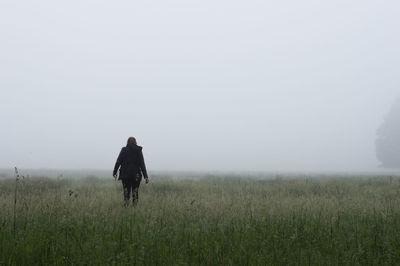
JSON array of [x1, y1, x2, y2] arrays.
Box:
[[1, 175, 400, 265]]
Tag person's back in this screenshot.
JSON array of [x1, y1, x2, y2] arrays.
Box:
[[117, 143, 144, 180], [113, 137, 149, 206]]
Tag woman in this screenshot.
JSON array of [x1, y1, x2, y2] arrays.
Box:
[[113, 137, 149, 206]]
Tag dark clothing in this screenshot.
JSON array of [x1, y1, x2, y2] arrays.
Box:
[[122, 176, 140, 205], [113, 143, 148, 181]]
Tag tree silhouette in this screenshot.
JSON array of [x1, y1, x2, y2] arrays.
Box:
[[376, 99, 400, 168]]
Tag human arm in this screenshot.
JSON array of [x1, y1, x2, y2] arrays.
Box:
[[113, 148, 124, 178], [139, 149, 149, 183]]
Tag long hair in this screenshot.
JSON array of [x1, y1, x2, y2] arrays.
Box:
[[127, 137, 137, 145]]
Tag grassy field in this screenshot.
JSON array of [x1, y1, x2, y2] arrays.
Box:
[[1, 174, 400, 265]]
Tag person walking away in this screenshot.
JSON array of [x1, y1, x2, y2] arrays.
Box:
[[113, 137, 149, 206]]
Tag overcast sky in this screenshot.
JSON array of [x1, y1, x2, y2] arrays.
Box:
[[1, 0, 399, 172]]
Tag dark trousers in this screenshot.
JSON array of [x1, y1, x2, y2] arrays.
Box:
[[122, 178, 141, 206]]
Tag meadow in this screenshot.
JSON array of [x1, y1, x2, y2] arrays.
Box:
[[1, 174, 400, 265]]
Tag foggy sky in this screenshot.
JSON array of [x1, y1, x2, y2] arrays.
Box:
[[1, 0, 399, 172]]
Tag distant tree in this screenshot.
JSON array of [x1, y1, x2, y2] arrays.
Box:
[[376, 99, 400, 168]]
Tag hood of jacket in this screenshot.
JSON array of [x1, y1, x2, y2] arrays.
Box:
[[126, 143, 143, 151]]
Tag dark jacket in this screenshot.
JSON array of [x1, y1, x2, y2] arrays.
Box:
[[113, 143, 148, 180]]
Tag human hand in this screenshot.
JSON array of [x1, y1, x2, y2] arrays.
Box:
[[145, 178, 149, 184], [113, 174, 117, 180]]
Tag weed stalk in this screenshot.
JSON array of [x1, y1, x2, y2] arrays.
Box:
[[13, 167, 20, 238]]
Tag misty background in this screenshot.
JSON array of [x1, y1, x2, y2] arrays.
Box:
[[1, 0, 399, 173]]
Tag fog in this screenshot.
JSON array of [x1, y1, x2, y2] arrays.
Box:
[[1, 0, 399, 173]]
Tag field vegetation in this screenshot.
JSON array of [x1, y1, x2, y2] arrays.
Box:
[[1, 174, 400, 265]]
